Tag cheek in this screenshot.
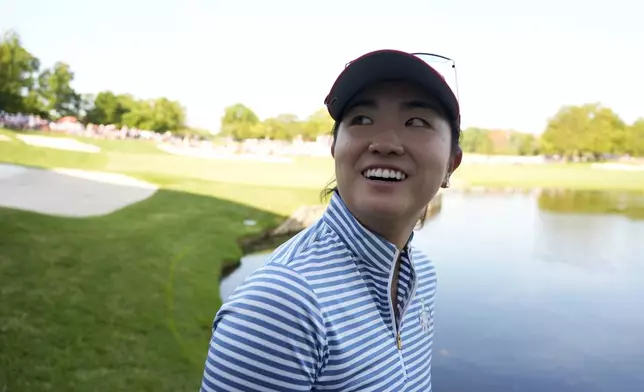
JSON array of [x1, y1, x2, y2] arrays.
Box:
[[333, 133, 361, 170], [411, 141, 452, 175]]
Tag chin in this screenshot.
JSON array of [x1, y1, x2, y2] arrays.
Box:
[[355, 192, 411, 220], [339, 179, 429, 224]]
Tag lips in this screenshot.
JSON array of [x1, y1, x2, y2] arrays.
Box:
[[362, 167, 408, 182]]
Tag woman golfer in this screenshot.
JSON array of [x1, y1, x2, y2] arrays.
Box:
[[200, 49, 463, 392]]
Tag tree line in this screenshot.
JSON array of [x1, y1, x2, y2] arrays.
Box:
[[0, 30, 186, 133], [219, 103, 335, 142], [4, 29, 642, 157], [221, 101, 644, 158]]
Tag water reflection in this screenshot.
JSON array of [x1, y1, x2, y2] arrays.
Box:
[[538, 189, 644, 220], [412, 191, 644, 392], [535, 189, 644, 270]]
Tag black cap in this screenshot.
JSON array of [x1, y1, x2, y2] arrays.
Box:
[[324, 49, 460, 126]]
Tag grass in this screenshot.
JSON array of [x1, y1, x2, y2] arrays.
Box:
[[0, 187, 302, 391], [0, 129, 334, 193], [0, 130, 323, 391], [1, 128, 643, 391], [454, 162, 644, 191], [4, 128, 644, 192]]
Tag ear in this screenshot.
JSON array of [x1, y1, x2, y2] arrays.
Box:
[[442, 147, 462, 188], [330, 138, 336, 158], [449, 146, 463, 173]]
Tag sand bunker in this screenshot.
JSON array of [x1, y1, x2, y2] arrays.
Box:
[[0, 164, 158, 217], [0, 134, 12, 142], [156, 144, 293, 163], [16, 134, 101, 153]]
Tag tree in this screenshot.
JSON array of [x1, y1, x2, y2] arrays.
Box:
[[627, 119, 644, 157], [0, 31, 83, 120], [509, 132, 539, 156], [78, 93, 95, 120], [256, 118, 284, 140], [541, 103, 629, 160], [85, 92, 185, 132], [143, 97, 185, 132], [220, 103, 260, 140], [85, 91, 125, 125], [587, 106, 627, 157], [302, 108, 334, 141], [273, 113, 301, 141], [0, 30, 41, 114], [37, 62, 82, 119], [461, 127, 494, 154], [541, 104, 591, 159]]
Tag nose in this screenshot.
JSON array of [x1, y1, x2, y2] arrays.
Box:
[[368, 133, 404, 156], [368, 141, 404, 155]]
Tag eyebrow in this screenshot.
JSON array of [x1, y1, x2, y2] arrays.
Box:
[[344, 99, 445, 117], [401, 100, 444, 114], [344, 99, 377, 114]]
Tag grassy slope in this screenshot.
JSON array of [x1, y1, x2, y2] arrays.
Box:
[[0, 131, 322, 391], [0, 189, 281, 391]]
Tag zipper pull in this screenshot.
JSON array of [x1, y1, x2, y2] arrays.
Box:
[[397, 333, 402, 350]]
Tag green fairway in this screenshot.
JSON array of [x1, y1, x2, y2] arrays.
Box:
[[4, 128, 644, 192], [1, 129, 644, 391]]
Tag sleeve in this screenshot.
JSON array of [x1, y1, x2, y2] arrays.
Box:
[[200, 264, 328, 392]]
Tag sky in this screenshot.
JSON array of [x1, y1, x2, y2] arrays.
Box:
[[2, 0, 643, 134]]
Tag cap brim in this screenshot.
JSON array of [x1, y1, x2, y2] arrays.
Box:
[[325, 50, 460, 125]]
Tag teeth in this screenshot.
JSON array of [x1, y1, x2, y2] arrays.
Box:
[[362, 168, 407, 181]]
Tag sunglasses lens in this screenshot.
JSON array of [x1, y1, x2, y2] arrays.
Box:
[[412, 53, 459, 101], [343, 52, 460, 100]]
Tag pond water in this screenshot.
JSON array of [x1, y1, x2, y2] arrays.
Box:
[[220, 189, 644, 392]]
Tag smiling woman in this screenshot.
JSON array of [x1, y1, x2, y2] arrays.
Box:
[[200, 50, 463, 392], [329, 80, 461, 247]]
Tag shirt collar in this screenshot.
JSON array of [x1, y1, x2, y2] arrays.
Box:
[[322, 191, 414, 272]]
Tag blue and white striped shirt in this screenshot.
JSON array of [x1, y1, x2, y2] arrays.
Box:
[[201, 191, 437, 391]]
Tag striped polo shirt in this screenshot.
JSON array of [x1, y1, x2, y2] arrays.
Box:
[[201, 191, 437, 391]]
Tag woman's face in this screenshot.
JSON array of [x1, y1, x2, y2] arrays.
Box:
[[331, 81, 460, 234]]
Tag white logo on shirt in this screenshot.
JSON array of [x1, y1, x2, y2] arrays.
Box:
[[419, 298, 432, 333]]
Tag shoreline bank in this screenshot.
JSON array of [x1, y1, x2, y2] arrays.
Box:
[[221, 185, 644, 284]]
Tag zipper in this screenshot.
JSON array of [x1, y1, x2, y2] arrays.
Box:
[[388, 246, 418, 381], [387, 249, 406, 380], [387, 249, 401, 345]]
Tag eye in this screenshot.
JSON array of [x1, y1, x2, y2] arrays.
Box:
[[349, 115, 373, 125], [406, 117, 430, 127]]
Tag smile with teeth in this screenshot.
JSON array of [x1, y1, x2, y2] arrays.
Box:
[[362, 168, 407, 182]]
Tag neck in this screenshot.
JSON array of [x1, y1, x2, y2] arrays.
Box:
[[355, 213, 415, 250]]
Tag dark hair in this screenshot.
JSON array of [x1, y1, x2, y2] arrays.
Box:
[[320, 117, 462, 229]]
